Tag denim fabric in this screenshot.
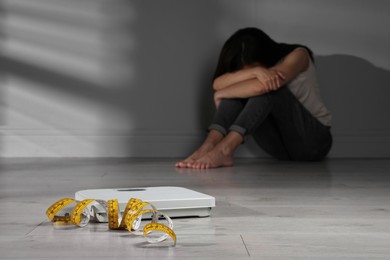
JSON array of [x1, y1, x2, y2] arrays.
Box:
[[208, 86, 332, 161]]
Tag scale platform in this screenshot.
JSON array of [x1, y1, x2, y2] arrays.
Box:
[[75, 186, 215, 220]]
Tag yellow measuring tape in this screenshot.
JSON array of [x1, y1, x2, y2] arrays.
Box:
[[46, 198, 177, 246]]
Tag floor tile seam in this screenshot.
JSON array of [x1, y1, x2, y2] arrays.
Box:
[[25, 220, 46, 236], [240, 234, 250, 257]]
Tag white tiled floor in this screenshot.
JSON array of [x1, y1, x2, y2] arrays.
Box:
[[1, 158, 390, 259]]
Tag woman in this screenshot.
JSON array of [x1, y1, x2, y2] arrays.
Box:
[[176, 27, 332, 169]]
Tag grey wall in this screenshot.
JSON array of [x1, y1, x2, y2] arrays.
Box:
[[1, 0, 389, 157]]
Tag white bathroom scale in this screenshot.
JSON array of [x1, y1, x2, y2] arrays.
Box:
[[75, 186, 215, 220]]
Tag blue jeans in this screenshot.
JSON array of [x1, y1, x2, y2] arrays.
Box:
[[209, 86, 332, 161]]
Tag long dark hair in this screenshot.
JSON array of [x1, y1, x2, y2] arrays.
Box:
[[214, 27, 314, 79]]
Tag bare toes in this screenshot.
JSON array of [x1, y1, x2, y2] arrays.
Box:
[[176, 161, 188, 168]]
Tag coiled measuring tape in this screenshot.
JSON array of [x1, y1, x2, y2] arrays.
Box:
[[46, 198, 176, 246]]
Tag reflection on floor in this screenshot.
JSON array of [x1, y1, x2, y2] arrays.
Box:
[[1, 158, 390, 259]]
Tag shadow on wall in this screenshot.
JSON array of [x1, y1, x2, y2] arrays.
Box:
[[0, 1, 6, 154], [0, 0, 140, 156], [128, 0, 220, 156], [0, 0, 220, 157], [316, 54, 390, 157], [7, 2, 388, 158]]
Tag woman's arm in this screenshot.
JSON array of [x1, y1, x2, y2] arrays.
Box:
[[214, 78, 268, 108], [213, 47, 311, 107], [213, 67, 258, 91], [213, 46, 309, 91], [214, 66, 284, 91], [269, 47, 310, 85]]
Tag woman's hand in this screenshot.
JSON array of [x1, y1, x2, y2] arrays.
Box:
[[253, 67, 285, 92]]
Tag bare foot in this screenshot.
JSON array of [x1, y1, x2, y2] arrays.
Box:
[[190, 146, 233, 169], [175, 130, 224, 168], [175, 143, 215, 168], [190, 131, 243, 169]]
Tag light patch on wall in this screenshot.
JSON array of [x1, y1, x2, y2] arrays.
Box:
[[1, 0, 136, 86], [0, 0, 137, 156]]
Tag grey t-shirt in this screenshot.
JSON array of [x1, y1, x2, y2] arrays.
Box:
[[287, 59, 332, 127]]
